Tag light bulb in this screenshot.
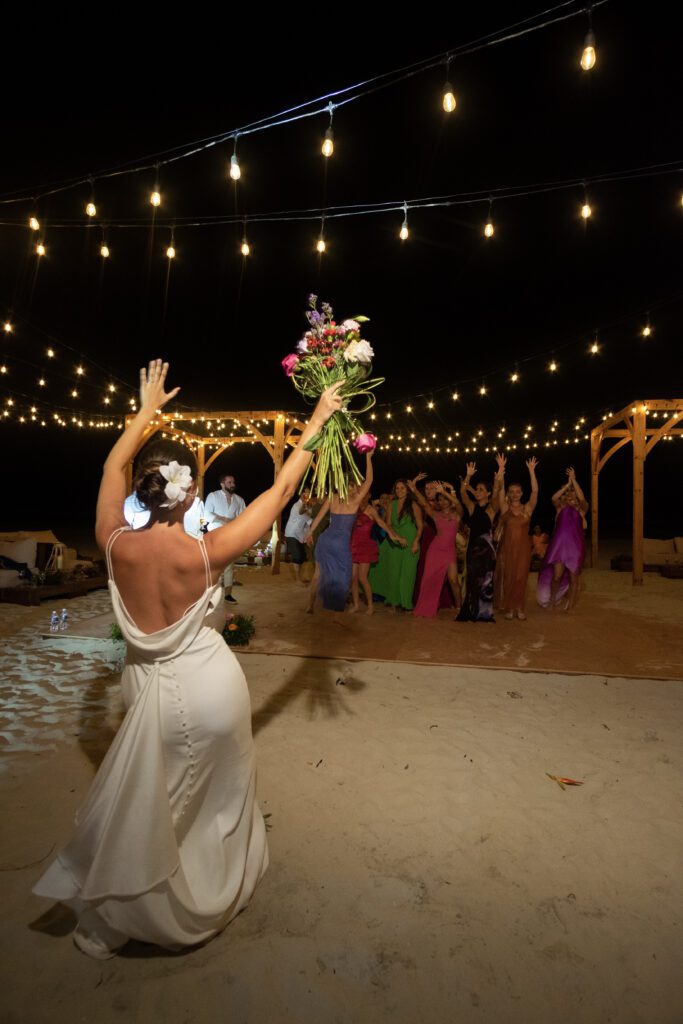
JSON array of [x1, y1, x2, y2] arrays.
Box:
[[86, 202, 97, 218], [642, 324, 652, 337], [150, 190, 161, 207], [3, 321, 12, 333], [76, 366, 85, 375], [581, 31, 596, 71], [443, 84, 456, 113], [29, 216, 40, 231], [38, 377, 46, 386], [484, 221, 494, 238], [108, 383, 116, 393], [71, 389, 78, 398], [510, 372, 519, 382], [166, 245, 176, 259], [479, 385, 487, 395], [549, 360, 558, 372], [581, 202, 592, 219], [316, 238, 326, 253], [452, 392, 459, 400], [36, 242, 46, 256], [47, 348, 54, 358], [400, 221, 409, 241], [322, 127, 334, 158], [229, 153, 241, 181], [590, 342, 599, 354], [241, 240, 250, 256], [100, 244, 110, 258]]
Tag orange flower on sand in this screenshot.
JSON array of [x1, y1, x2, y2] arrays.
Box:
[[228, 623, 238, 631]]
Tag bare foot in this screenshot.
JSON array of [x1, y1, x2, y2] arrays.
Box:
[[348, 605, 359, 614], [333, 614, 351, 628], [366, 606, 374, 616]]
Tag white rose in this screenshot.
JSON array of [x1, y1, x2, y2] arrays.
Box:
[[343, 339, 374, 364]]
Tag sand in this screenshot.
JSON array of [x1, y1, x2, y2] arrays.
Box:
[[1, 576, 682, 1023]]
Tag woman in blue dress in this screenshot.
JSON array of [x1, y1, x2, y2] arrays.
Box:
[[304, 453, 373, 619]]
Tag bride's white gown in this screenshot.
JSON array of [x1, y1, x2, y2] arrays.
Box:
[[34, 528, 268, 950]]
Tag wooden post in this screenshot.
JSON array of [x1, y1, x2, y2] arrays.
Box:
[[632, 407, 646, 586], [590, 431, 601, 569], [271, 415, 286, 575], [196, 445, 206, 499]]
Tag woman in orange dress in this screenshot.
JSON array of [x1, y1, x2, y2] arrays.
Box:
[[494, 454, 539, 620]]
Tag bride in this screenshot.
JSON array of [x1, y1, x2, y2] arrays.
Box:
[[34, 359, 342, 958]]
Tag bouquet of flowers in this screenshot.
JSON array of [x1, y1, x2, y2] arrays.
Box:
[[281, 295, 383, 499]]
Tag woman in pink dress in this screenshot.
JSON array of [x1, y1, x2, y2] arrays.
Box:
[[409, 476, 463, 617], [537, 468, 589, 611], [494, 454, 539, 620], [350, 495, 406, 614], [413, 478, 455, 610]]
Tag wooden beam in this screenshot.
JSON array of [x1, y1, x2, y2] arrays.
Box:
[[598, 436, 631, 474], [645, 411, 683, 455], [632, 408, 646, 586], [590, 432, 600, 568], [271, 415, 286, 575]]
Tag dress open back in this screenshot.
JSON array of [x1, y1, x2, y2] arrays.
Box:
[[34, 527, 268, 951]]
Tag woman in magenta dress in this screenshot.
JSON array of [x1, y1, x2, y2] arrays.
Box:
[[409, 476, 463, 617], [537, 468, 589, 611], [413, 478, 455, 610], [350, 495, 405, 614]]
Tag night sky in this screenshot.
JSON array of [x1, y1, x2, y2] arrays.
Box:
[[1, 4, 681, 543]]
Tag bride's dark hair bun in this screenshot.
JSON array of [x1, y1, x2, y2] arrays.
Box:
[[133, 439, 198, 511]]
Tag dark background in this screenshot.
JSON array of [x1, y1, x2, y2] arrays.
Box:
[[1, 3, 681, 545]]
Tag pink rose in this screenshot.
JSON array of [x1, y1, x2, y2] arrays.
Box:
[[353, 432, 377, 453], [281, 353, 300, 377]]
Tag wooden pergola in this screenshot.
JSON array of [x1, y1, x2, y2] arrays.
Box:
[[590, 399, 683, 584], [125, 410, 306, 573]]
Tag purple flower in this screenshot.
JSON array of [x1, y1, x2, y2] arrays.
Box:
[[353, 432, 377, 453], [296, 338, 309, 354], [281, 353, 300, 377], [308, 294, 318, 308]]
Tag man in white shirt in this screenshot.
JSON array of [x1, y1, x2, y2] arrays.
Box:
[[123, 493, 207, 538], [204, 474, 246, 602], [284, 490, 313, 583]]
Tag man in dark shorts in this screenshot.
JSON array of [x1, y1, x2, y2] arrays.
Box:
[[284, 490, 313, 583]]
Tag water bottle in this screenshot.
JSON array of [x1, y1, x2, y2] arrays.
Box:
[[59, 607, 69, 632], [50, 610, 59, 633]]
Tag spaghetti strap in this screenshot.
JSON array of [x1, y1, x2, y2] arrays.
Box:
[[105, 526, 132, 580], [197, 534, 212, 590]]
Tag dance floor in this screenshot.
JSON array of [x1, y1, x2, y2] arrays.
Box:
[[1, 579, 681, 1022]]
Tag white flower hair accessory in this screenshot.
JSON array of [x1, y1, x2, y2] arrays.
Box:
[[158, 461, 193, 509]]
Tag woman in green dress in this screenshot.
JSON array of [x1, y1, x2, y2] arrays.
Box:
[[369, 479, 424, 611]]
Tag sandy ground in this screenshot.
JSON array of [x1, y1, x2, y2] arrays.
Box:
[[1, 579, 682, 1024]]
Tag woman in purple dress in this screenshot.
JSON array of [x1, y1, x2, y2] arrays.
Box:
[[537, 467, 589, 611]]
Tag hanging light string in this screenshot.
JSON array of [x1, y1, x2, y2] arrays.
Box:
[[0, 1, 610, 206], [3, 156, 678, 233], [369, 289, 683, 412]]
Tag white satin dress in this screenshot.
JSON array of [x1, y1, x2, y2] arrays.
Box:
[[34, 527, 268, 951]]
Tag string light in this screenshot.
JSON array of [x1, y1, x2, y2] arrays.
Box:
[[589, 335, 599, 354], [29, 216, 40, 231], [580, 182, 592, 220], [484, 197, 495, 238], [406, 405, 413, 413], [316, 218, 326, 253], [427, 400, 435, 409], [580, 8, 597, 71], [36, 242, 46, 256], [241, 219, 250, 256], [322, 103, 334, 157], [100, 243, 110, 258], [76, 366, 85, 376], [442, 59, 456, 113], [479, 384, 487, 395], [642, 315, 652, 337], [229, 138, 241, 181], [38, 377, 46, 387], [166, 230, 176, 259], [510, 370, 519, 383], [3, 321, 12, 334], [549, 360, 558, 372], [399, 202, 409, 241], [46, 348, 54, 358], [85, 201, 97, 218], [451, 391, 459, 401]]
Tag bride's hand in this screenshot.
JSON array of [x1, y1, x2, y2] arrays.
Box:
[[312, 382, 344, 426], [140, 359, 181, 411]]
